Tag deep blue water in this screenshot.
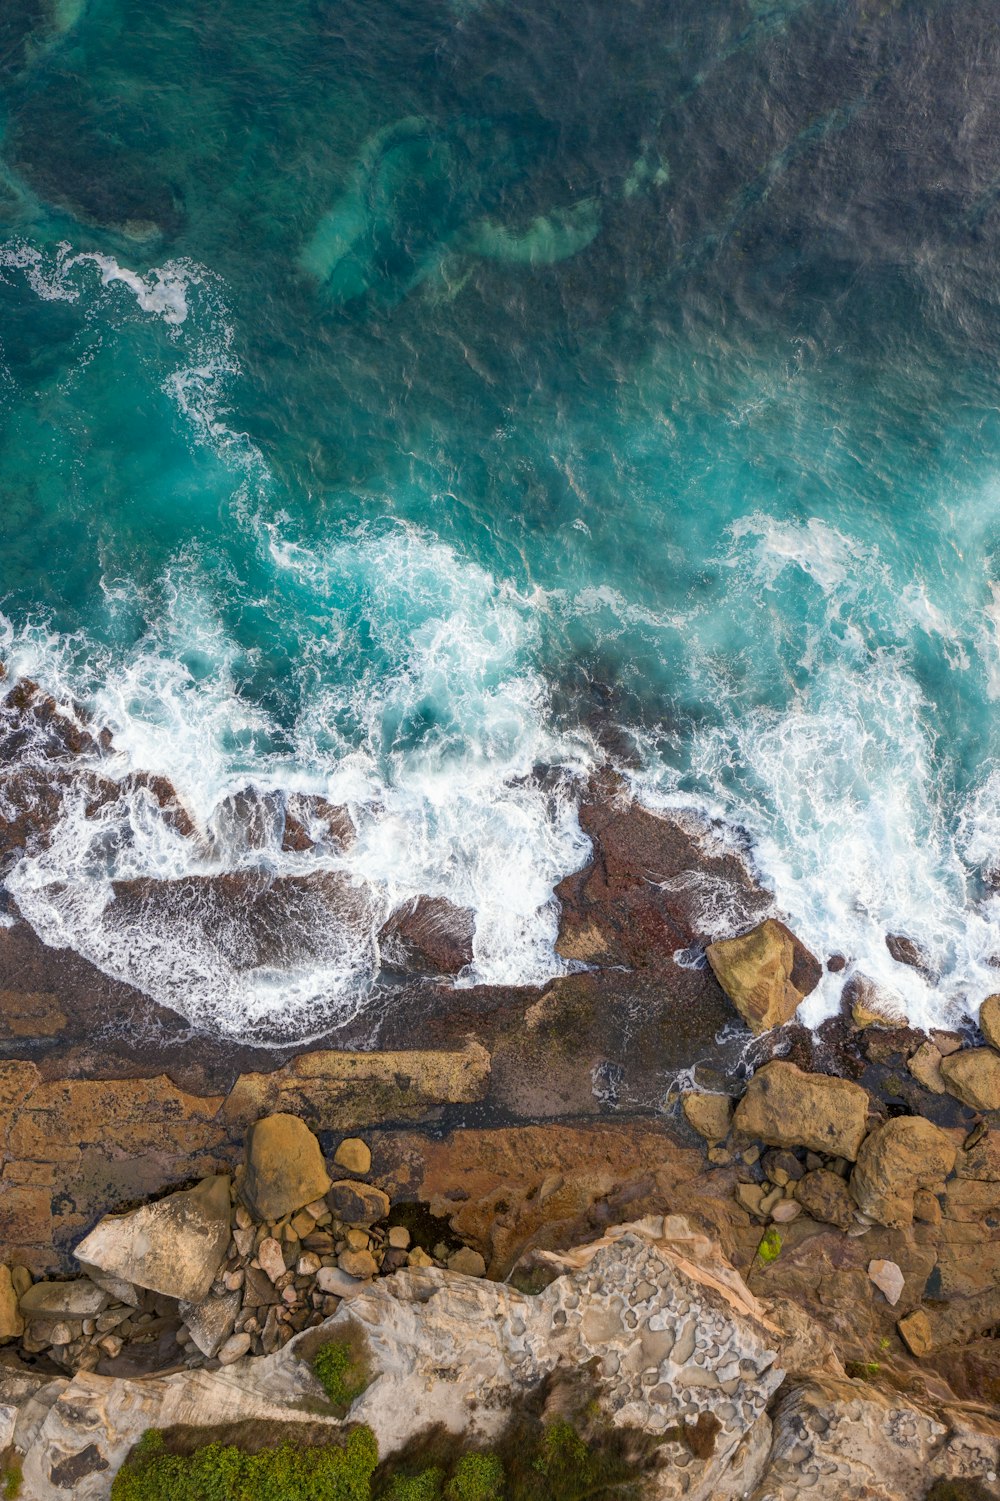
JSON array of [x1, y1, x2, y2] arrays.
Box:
[[3, 0, 1000, 1038]]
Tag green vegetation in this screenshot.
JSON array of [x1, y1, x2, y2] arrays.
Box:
[[384, 1468, 445, 1501], [756, 1227, 782, 1265], [110, 1424, 378, 1501], [445, 1454, 505, 1501], [2, 1467, 22, 1500], [312, 1334, 373, 1410], [845, 1360, 881, 1380]]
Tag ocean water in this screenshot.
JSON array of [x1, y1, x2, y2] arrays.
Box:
[[3, 0, 1000, 1040]]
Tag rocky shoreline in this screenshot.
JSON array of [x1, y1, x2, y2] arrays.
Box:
[[2, 673, 1000, 1496]]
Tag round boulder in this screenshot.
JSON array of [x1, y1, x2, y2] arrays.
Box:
[[241, 1113, 333, 1222]]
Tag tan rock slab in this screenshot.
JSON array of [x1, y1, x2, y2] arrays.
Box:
[[682, 1092, 733, 1143], [241, 1113, 332, 1222], [74, 1175, 231, 1304], [732, 1061, 870, 1160], [849, 1116, 957, 1228], [222, 1041, 490, 1130], [706, 919, 821, 1033], [939, 1048, 1000, 1112], [868, 1259, 904, 1306]]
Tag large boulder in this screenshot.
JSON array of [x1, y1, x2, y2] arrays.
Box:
[[939, 1047, 1000, 1111], [326, 1181, 390, 1227], [241, 1114, 332, 1221], [706, 919, 821, 1033], [682, 1091, 733, 1142], [379, 896, 475, 975], [794, 1169, 856, 1230], [179, 1291, 241, 1359], [848, 1116, 958, 1228], [74, 1175, 231, 1305], [980, 993, 1000, 1049], [732, 1061, 870, 1159]]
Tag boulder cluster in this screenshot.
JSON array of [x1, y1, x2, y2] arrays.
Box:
[[0, 1114, 485, 1380]]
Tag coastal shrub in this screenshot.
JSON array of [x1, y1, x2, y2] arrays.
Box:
[[384, 1467, 445, 1501], [444, 1453, 505, 1501], [313, 1333, 373, 1409], [110, 1422, 378, 1501]]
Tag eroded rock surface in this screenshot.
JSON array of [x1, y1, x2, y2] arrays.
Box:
[[707, 919, 822, 1034], [74, 1175, 232, 1304]]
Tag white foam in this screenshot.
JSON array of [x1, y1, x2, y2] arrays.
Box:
[[0, 241, 200, 324]]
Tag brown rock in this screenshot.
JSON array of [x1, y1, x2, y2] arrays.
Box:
[[939, 1048, 1000, 1111], [912, 1189, 942, 1225], [898, 1285, 1000, 1356], [681, 1092, 733, 1143], [0, 991, 67, 1040], [793, 1170, 856, 1230], [959, 1128, 1000, 1181], [978, 994, 1000, 1050], [707, 920, 821, 1033], [906, 1041, 947, 1095], [379, 896, 474, 975], [849, 1116, 958, 1228], [326, 1181, 390, 1227], [732, 1061, 870, 1159], [337, 1249, 377, 1279], [447, 1247, 486, 1277], [241, 1114, 332, 1222], [885, 933, 936, 980], [0, 1266, 24, 1339]]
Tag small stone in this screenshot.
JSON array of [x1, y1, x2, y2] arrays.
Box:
[[706, 1146, 732, 1165], [448, 1247, 487, 1277], [242, 1114, 332, 1222], [759, 1186, 784, 1215], [741, 1144, 761, 1165], [290, 1211, 315, 1239], [868, 1260, 905, 1306], [298, 1253, 322, 1277], [315, 1266, 363, 1297], [326, 1181, 390, 1227], [217, 1332, 252, 1365], [224, 1270, 245, 1292], [48, 1322, 72, 1346], [770, 1200, 801, 1223], [235, 1206, 253, 1231], [233, 1228, 255, 1259], [795, 1169, 856, 1231], [258, 1238, 287, 1285], [20, 1278, 109, 1321], [388, 1226, 410, 1250], [97, 1334, 123, 1358], [406, 1247, 434, 1268], [913, 1189, 942, 1225], [338, 1249, 377, 1279], [761, 1149, 805, 1186], [345, 1228, 370, 1251], [334, 1137, 372, 1176]]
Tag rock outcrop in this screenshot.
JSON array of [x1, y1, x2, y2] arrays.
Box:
[[707, 920, 822, 1033], [849, 1116, 958, 1228], [74, 1175, 232, 1304], [732, 1061, 870, 1159], [940, 1047, 1000, 1111]]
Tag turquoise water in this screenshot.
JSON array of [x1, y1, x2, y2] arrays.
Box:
[[4, 0, 1000, 1037]]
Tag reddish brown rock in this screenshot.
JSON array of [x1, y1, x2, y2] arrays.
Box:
[[885, 932, 936, 980], [794, 1169, 856, 1229], [708, 920, 822, 1033], [849, 1116, 958, 1228], [379, 896, 475, 975]]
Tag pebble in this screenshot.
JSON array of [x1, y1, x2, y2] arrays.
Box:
[[448, 1247, 487, 1278], [297, 1253, 322, 1277], [388, 1225, 411, 1250], [258, 1237, 287, 1285], [868, 1259, 905, 1307], [334, 1137, 372, 1176]]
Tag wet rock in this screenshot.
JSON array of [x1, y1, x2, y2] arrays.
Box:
[[907, 1040, 947, 1094], [707, 919, 822, 1033], [179, 1291, 241, 1359], [844, 973, 906, 1030], [0, 989, 67, 1041], [849, 1116, 958, 1228], [682, 1091, 733, 1143], [940, 1048, 1000, 1111], [241, 1113, 332, 1221], [222, 1040, 491, 1131], [326, 1181, 390, 1227], [379, 896, 475, 975], [980, 993, 1000, 1049], [74, 1175, 232, 1304], [553, 776, 771, 968], [333, 1137, 372, 1176], [732, 1061, 870, 1159], [867, 1259, 904, 1306], [885, 932, 936, 980]]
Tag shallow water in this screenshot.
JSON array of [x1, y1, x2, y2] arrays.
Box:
[[3, 0, 1000, 1038]]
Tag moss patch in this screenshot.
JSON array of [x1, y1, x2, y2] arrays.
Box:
[[312, 1327, 374, 1411], [2, 1466, 22, 1500], [110, 1424, 378, 1501], [755, 1227, 782, 1265]]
